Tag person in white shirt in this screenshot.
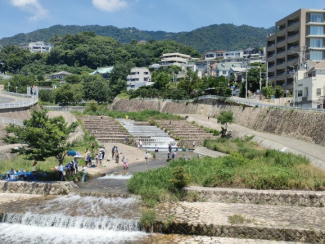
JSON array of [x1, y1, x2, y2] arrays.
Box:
[[144, 151, 149, 163], [58, 164, 65, 181]]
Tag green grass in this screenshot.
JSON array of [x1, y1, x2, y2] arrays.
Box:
[[84, 109, 182, 121], [128, 137, 325, 207], [116, 91, 130, 99]]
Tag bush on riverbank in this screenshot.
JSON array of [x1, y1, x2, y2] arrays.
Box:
[[128, 137, 325, 207]]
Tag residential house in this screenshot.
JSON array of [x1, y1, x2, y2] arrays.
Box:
[[49, 71, 72, 81], [127, 67, 153, 91], [19, 41, 54, 53], [89, 66, 114, 80], [204, 50, 226, 60], [160, 53, 191, 70], [293, 61, 325, 108]]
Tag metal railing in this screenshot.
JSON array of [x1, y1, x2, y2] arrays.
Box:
[[43, 106, 85, 111]]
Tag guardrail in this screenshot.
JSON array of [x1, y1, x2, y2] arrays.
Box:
[[43, 106, 85, 111], [0, 117, 24, 126]]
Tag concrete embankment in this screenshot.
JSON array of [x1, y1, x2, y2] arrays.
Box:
[[112, 98, 325, 146], [0, 181, 78, 195]]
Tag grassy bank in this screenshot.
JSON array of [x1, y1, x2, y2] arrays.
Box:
[[128, 137, 325, 207], [84, 109, 182, 121]]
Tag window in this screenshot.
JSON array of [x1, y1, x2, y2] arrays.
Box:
[[310, 38, 323, 48], [222, 71, 227, 74], [144, 72, 149, 75], [310, 51, 323, 60], [310, 26, 324, 35], [310, 13, 324, 23], [317, 88, 322, 96], [298, 90, 303, 97]]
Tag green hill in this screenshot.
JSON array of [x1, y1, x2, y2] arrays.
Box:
[[0, 24, 274, 53]]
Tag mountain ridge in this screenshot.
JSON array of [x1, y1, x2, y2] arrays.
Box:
[[0, 23, 274, 53]]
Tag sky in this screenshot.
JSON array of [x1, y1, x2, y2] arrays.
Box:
[[0, 0, 324, 39]]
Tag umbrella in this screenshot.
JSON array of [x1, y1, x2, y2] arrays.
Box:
[[67, 150, 76, 156], [99, 148, 105, 152], [73, 151, 83, 158]]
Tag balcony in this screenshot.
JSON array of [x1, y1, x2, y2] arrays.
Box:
[[267, 54, 276, 62], [276, 50, 286, 59], [287, 32, 299, 42], [267, 44, 276, 51], [287, 20, 299, 31], [277, 61, 286, 69]]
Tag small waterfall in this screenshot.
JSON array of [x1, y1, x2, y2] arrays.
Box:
[[116, 119, 177, 150], [2, 213, 140, 231], [0, 195, 147, 244], [99, 173, 133, 180]]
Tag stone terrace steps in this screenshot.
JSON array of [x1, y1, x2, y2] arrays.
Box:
[[156, 120, 217, 148], [157, 201, 325, 243], [80, 116, 132, 144], [184, 186, 325, 207]]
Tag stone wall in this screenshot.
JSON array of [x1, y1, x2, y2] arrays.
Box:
[[0, 181, 78, 195], [184, 186, 325, 207], [112, 98, 325, 145]]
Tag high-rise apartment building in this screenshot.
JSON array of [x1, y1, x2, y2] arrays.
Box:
[[266, 9, 325, 91]]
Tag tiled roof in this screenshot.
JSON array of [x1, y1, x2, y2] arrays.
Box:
[[49, 71, 73, 76]]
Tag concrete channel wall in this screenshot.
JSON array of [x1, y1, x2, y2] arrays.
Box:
[[0, 181, 78, 195], [112, 98, 325, 145]]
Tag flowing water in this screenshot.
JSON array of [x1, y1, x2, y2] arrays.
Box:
[[116, 119, 177, 151], [0, 192, 147, 243]]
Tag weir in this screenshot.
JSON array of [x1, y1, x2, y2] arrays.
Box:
[[116, 119, 177, 151], [0, 193, 148, 243]]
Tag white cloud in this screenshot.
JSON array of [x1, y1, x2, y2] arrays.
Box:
[[92, 0, 128, 12], [10, 0, 48, 21]]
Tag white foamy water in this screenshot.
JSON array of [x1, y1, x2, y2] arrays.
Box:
[[3, 213, 140, 231], [39, 195, 139, 217], [99, 174, 133, 180], [0, 223, 147, 244]]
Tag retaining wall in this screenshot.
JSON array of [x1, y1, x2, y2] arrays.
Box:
[[0, 181, 78, 195], [155, 222, 325, 243], [112, 98, 325, 145]]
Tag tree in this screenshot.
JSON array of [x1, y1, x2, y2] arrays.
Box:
[[83, 75, 112, 103], [262, 86, 274, 99], [3, 110, 78, 164], [275, 85, 284, 98], [54, 83, 75, 104], [217, 110, 234, 137]]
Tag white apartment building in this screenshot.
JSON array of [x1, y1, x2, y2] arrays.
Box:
[[223, 50, 244, 60], [160, 53, 191, 69], [127, 67, 153, 91], [19, 41, 54, 53], [293, 61, 325, 108]]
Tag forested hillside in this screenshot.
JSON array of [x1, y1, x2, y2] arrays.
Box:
[[0, 24, 274, 53]]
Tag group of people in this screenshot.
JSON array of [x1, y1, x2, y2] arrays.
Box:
[[111, 145, 128, 169], [1, 161, 40, 181]]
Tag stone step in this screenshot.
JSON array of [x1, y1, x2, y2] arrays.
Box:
[[184, 186, 325, 207], [156, 201, 325, 243], [149, 234, 308, 244]]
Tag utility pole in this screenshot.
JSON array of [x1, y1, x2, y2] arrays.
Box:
[[259, 68, 262, 100], [245, 69, 248, 98]]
